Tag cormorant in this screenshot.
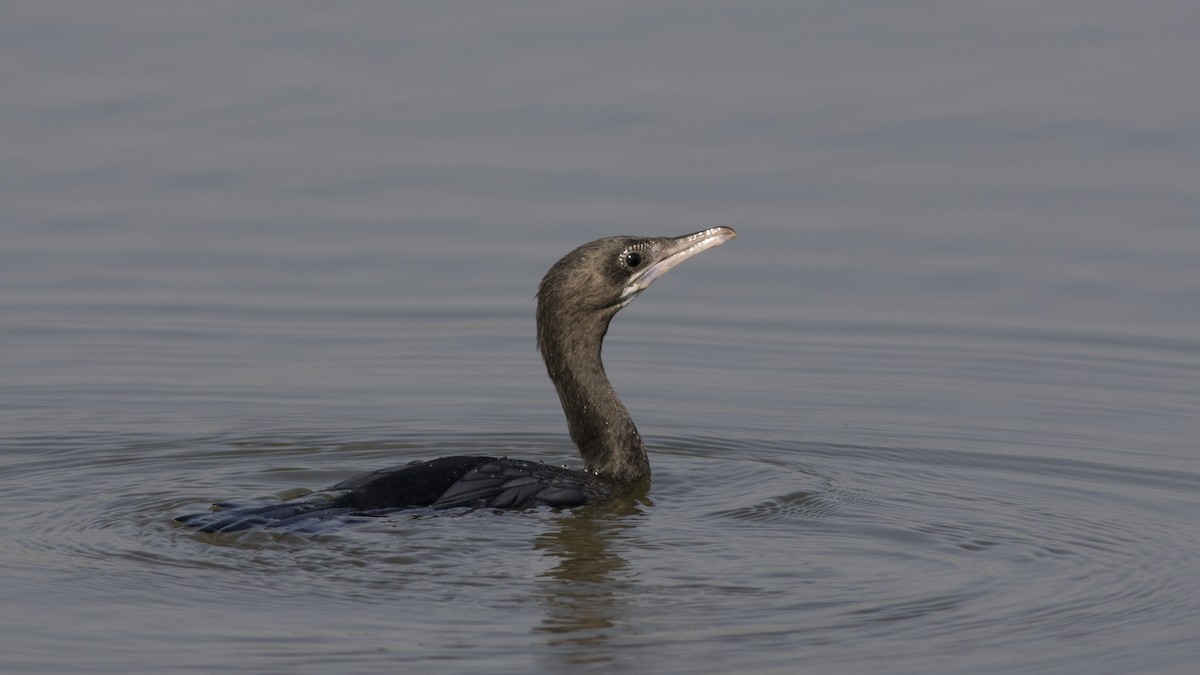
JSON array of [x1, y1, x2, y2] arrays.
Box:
[[176, 227, 736, 532]]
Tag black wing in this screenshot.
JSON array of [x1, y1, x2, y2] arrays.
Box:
[[430, 458, 594, 509], [176, 455, 600, 533]]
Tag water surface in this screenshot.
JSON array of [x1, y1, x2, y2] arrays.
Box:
[[3, 2, 1199, 673]]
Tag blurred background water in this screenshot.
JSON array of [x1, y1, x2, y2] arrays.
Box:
[[2, 1, 1198, 673]]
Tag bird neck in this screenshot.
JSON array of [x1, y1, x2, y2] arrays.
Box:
[[538, 310, 649, 484]]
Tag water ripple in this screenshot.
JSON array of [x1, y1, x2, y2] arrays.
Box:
[[3, 429, 1199, 672]]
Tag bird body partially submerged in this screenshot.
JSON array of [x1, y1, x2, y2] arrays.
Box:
[[176, 227, 735, 532]]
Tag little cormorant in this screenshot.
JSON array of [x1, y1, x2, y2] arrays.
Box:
[[176, 227, 736, 532]]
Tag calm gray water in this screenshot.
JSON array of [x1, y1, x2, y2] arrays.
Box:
[[3, 1, 1199, 673]]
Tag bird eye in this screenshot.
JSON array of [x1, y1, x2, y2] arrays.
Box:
[[625, 252, 642, 268]]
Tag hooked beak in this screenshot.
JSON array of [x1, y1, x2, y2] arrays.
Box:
[[619, 227, 737, 304]]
